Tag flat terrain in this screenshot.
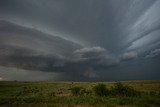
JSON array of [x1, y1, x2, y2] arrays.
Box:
[[0, 80, 160, 107]]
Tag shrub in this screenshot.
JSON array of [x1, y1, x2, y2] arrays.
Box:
[[71, 87, 83, 96], [93, 84, 109, 96], [18, 86, 40, 96], [111, 82, 141, 97], [149, 91, 157, 96], [80, 89, 92, 96]]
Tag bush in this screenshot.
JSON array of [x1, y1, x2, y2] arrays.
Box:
[[93, 84, 109, 96], [71, 87, 83, 96], [111, 82, 141, 97], [149, 91, 157, 96], [80, 89, 92, 96]]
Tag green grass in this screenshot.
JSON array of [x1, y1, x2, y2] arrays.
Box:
[[0, 80, 160, 107]]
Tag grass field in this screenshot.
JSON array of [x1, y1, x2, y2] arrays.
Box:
[[0, 80, 160, 107]]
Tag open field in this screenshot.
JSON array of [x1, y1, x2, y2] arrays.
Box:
[[0, 80, 160, 107]]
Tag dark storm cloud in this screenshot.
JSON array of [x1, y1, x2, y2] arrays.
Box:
[[0, 20, 81, 72], [0, 20, 81, 56], [145, 49, 160, 58], [121, 51, 137, 61], [0, 20, 117, 79], [0, 0, 158, 52], [73, 47, 106, 62], [73, 47, 119, 66], [0, 0, 160, 81], [0, 66, 61, 81]]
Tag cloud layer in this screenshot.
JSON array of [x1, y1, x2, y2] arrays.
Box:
[[0, 0, 160, 81]]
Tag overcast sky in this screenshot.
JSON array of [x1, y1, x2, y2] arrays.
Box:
[[0, 0, 160, 81]]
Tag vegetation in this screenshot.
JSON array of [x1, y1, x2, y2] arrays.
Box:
[[0, 80, 160, 107], [71, 87, 92, 96], [110, 82, 141, 97], [71, 86, 83, 96], [93, 83, 109, 96]]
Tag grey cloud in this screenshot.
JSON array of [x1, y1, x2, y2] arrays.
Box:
[[0, 20, 81, 56], [0, 0, 160, 81], [74, 46, 106, 54], [0, 20, 81, 71], [0, 0, 158, 53], [121, 51, 137, 61], [127, 29, 160, 52], [73, 47, 106, 61], [0, 66, 61, 81], [46, 47, 119, 80], [73, 47, 119, 66], [145, 48, 160, 58]]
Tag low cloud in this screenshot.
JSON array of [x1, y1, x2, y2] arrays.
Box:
[[0, 46, 120, 80], [51, 46, 119, 80], [145, 49, 160, 58], [73, 46, 118, 66], [121, 51, 137, 61], [74, 46, 106, 61], [0, 66, 62, 81], [74, 46, 106, 54]]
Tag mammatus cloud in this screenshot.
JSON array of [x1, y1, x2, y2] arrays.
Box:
[[145, 49, 160, 58], [121, 51, 137, 61]]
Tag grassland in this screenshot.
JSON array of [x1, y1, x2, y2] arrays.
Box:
[[0, 80, 160, 107]]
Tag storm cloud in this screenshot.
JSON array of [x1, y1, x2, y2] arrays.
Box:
[[121, 51, 137, 61], [0, 0, 160, 81], [73, 47, 118, 66], [145, 48, 160, 58]]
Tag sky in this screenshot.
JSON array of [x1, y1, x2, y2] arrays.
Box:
[[0, 0, 160, 81]]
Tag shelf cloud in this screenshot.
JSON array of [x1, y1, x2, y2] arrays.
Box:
[[0, 0, 160, 81]]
